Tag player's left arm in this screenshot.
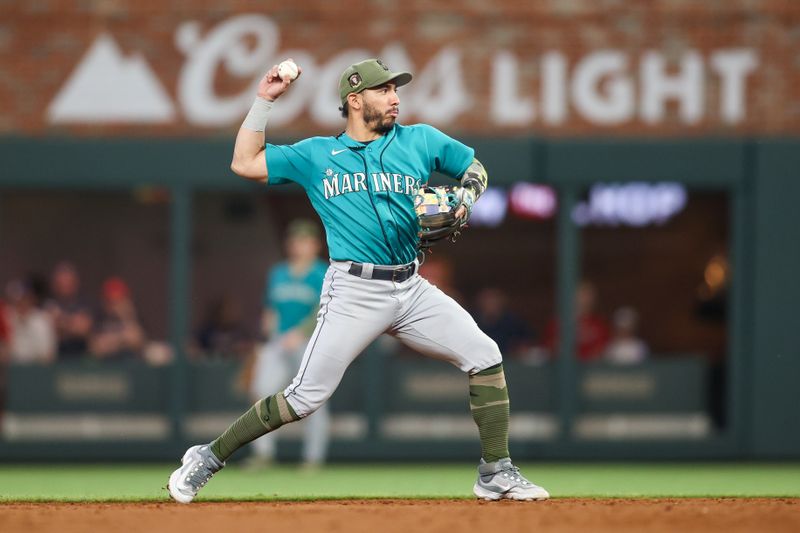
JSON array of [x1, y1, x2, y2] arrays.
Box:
[[284, 267, 325, 343], [288, 307, 319, 338], [261, 308, 277, 339], [281, 307, 318, 352], [420, 124, 488, 220], [454, 158, 488, 220]]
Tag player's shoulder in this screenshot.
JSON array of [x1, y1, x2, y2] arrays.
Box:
[[395, 123, 438, 136], [274, 135, 336, 152], [309, 134, 362, 154], [309, 135, 341, 144], [395, 123, 455, 147]]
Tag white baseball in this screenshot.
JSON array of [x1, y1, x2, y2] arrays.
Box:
[[277, 59, 299, 81]]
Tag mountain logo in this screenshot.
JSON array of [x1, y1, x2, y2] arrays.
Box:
[[48, 33, 176, 124]]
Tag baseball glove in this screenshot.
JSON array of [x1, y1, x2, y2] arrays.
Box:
[[414, 185, 469, 250]]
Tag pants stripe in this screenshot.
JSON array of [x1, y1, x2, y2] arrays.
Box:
[[286, 270, 336, 401]]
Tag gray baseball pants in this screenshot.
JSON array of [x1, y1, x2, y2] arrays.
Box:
[[283, 260, 502, 417]]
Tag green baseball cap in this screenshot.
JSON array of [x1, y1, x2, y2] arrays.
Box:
[[286, 219, 320, 239], [338, 59, 412, 104]]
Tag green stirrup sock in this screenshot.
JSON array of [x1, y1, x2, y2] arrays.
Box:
[[209, 392, 299, 462], [469, 363, 510, 463]]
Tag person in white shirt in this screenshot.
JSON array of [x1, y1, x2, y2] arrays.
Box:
[[5, 280, 56, 364], [604, 306, 649, 365]]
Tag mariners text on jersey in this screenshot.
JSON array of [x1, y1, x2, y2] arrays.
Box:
[[265, 123, 474, 266], [322, 171, 420, 200]]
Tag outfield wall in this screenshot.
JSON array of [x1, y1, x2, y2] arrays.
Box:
[[0, 356, 711, 461]]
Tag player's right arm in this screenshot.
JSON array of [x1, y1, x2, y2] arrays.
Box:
[[230, 125, 268, 183], [230, 61, 302, 183]]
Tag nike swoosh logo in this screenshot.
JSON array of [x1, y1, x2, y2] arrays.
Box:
[[331, 149, 348, 155], [480, 481, 511, 493]]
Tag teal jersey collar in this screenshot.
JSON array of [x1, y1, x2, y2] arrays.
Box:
[[335, 125, 396, 150]]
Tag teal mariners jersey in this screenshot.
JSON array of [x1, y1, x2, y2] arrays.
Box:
[[265, 260, 327, 334], [265, 124, 475, 265]]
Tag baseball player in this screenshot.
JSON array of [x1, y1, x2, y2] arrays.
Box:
[[168, 58, 550, 503], [247, 219, 330, 468]]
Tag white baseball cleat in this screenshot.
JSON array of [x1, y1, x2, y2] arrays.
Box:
[[167, 444, 225, 503], [473, 458, 550, 501]]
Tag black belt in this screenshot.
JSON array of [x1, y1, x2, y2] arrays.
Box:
[[348, 261, 417, 282]]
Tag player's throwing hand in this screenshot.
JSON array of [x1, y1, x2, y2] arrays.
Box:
[[258, 59, 302, 102]]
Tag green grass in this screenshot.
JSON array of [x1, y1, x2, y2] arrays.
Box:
[[0, 463, 798, 502]]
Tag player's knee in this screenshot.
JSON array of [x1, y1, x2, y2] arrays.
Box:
[[483, 337, 503, 367], [461, 335, 502, 374], [282, 387, 330, 418]]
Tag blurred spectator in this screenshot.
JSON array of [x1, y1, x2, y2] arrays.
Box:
[[45, 262, 93, 358], [247, 219, 329, 469], [25, 272, 49, 306], [142, 341, 174, 366], [696, 249, 729, 322], [543, 280, 611, 361], [472, 287, 535, 357], [604, 306, 649, 364], [89, 277, 146, 360], [5, 280, 56, 364], [196, 295, 253, 359]]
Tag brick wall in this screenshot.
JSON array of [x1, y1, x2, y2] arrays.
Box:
[[1, 0, 799, 136]]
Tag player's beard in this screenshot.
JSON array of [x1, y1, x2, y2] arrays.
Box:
[[363, 101, 396, 135]]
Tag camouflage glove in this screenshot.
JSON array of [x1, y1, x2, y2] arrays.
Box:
[[414, 185, 469, 250]]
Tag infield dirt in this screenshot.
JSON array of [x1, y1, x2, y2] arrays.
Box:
[[0, 498, 797, 533]]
